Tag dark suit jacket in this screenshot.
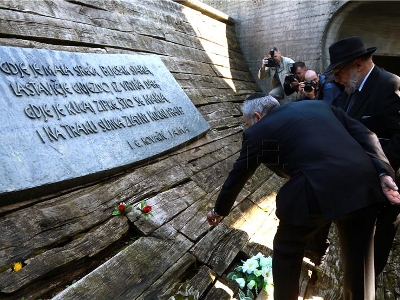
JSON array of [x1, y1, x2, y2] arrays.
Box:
[[215, 101, 393, 226], [333, 66, 400, 176]]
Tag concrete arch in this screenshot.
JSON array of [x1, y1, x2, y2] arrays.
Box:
[[322, 1, 400, 75]]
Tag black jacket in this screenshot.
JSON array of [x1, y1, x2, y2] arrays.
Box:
[[215, 101, 393, 226], [333, 65, 400, 175]]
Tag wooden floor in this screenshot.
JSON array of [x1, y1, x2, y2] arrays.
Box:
[[47, 172, 334, 300], [48, 171, 316, 300], [48, 178, 400, 300]]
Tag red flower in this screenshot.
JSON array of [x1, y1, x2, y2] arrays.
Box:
[[136, 200, 154, 219], [142, 205, 152, 213], [118, 203, 126, 213], [112, 202, 132, 216]]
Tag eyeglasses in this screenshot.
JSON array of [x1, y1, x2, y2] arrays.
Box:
[[332, 61, 352, 79]]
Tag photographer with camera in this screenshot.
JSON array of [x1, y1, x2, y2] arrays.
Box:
[[296, 69, 343, 103], [258, 46, 295, 103], [283, 61, 308, 96]]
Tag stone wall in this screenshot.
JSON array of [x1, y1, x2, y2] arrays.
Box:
[[199, 0, 347, 94], [200, 1, 400, 88]]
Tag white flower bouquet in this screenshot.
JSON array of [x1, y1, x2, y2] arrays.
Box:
[[227, 253, 273, 300]]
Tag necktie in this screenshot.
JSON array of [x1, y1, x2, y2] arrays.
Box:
[[346, 90, 359, 113]]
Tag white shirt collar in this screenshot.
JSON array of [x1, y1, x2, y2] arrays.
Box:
[[358, 65, 374, 91]]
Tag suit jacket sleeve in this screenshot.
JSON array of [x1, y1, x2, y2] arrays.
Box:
[[214, 131, 260, 216], [331, 106, 395, 178], [379, 80, 400, 171]]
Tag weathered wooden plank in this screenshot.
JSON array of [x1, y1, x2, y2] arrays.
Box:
[[202, 279, 235, 300], [161, 57, 217, 76], [136, 252, 198, 299], [51, 224, 193, 300], [169, 194, 217, 241], [0, 0, 186, 39], [191, 199, 267, 276], [183, 89, 254, 106], [187, 137, 242, 174], [136, 253, 216, 300], [211, 65, 256, 82], [190, 154, 238, 194], [198, 101, 243, 118], [169, 128, 243, 161], [188, 138, 277, 197], [0, 37, 107, 54], [161, 61, 257, 92], [0, 9, 210, 64], [0, 156, 195, 266], [248, 173, 287, 209], [168, 265, 217, 299], [3, 1, 247, 73], [127, 181, 207, 235], [0, 1, 247, 69], [0, 216, 129, 293], [177, 0, 234, 25], [0, 0, 93, 24], [191, 222, 249, 276], [172, 73, 258, 93]]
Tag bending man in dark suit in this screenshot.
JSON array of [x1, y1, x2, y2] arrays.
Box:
[[206, 93, 400, 300], [306, 36, 400, 278]]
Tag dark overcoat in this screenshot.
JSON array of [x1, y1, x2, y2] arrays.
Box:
[[215, 101, 393, 226], [334, 65, 400, 176]]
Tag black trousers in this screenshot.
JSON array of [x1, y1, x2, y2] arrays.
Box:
[[272, 189, 380, 300], [374, 204, 400, 275]]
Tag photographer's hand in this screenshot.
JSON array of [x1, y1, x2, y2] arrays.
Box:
[[297, 82, 305, 100], [290, 78, 299, 89], [262, 57, 269, 68]]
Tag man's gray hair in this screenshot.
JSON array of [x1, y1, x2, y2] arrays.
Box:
[[242, 93, 280, 124]]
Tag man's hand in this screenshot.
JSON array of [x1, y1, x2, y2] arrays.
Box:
[[380, 175, 400, 205], [261, 57, 269, 68], [206, 209, 224, 226], [290, 78, 299, 89]]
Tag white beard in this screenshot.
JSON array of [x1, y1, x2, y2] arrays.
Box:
[[345, 68, 362, 94]]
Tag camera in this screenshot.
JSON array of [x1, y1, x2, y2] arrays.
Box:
[[304, 80, 316, 92], [284, 73, 299, 85], [284, 63, 299, 85], [265, 47, 276, 67]]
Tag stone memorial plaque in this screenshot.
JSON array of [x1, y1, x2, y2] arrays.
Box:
[[0, 46, 209, 201]]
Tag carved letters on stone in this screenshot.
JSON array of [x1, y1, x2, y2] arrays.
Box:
[[0, 46, 210, 200]]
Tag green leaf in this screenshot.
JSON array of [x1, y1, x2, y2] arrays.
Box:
[[238, 289, 246, 300], [112, 211, 121, 216], [246, 289, 255, 299], [235, 266, 243, 272]]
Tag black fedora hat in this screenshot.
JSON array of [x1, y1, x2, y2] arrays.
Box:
[[325, 36, 377, 72]]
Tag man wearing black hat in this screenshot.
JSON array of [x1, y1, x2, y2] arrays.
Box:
[[308, 36, 400, 279], [206, 92, 400, 300]]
